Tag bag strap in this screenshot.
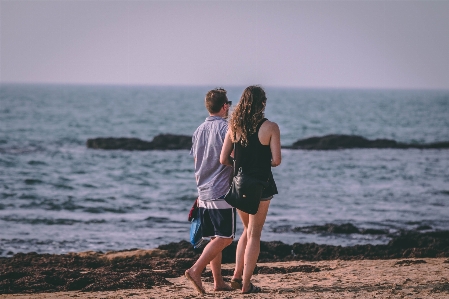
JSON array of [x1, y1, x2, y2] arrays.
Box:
[[233, 142, 236, 167], [256, 118, 268, 132], [233, 141, 241, 177]]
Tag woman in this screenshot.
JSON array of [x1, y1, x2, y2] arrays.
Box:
[[220, 85, 281, 294]]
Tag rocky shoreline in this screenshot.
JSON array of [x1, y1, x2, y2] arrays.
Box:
[[86, 134, 449, 150], [285, 134, 449, 150], [1, 230, 448, 294], [86, 134, 192, 150]]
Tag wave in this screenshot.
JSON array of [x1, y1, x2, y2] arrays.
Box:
[[19, 201, 81, 211], [82, 207, 131, 214], [0, 216, 106, 225], [144, 216, 171, 223], [0, 145, 45, 155], [27, 160, 48, 166]]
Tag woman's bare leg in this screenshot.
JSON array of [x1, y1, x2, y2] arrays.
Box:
[[233, 210, 249, 281], [241, 200, 270, 292]]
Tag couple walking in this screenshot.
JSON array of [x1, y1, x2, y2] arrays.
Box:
[[185, 86, 282, 294]]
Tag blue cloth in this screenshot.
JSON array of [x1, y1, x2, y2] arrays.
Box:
[[190, 116, 233, 201], [189, 207, 205, 249]]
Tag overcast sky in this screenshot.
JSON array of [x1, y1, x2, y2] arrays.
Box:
[[1, 0, 448, 89]]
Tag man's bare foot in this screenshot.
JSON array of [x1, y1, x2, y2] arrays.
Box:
[[185, 269, 205, 294], [214, 282, 234, 291]]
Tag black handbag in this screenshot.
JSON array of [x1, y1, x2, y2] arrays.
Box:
[[224, 167, 268, 214]]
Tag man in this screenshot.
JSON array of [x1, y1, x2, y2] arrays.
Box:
[[185, 88, 235, 294]]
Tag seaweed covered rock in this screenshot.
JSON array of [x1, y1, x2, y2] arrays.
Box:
[[86, 134, 192, 150], [286, 134, 449, 150]]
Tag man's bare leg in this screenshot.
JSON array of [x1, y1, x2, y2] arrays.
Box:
[[209, 243, 233, 291], [185, 237, 232, 293]]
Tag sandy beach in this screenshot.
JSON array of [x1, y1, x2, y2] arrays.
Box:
[[1, 257, 448, 298], [2, 232, 449, 298]]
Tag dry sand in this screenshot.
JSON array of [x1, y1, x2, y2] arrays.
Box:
[[2, 257, 448, 299]]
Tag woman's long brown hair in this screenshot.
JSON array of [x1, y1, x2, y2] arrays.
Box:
[[229, 85, 267, 147]]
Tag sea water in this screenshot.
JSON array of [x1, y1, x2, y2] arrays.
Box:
[[1, 84, 448, 256]]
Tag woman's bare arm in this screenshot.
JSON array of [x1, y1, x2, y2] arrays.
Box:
[[269, 122, 281, 167], [220, 130, 234, 166]]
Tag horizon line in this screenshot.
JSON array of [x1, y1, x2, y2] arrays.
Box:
[[1, 82, 449, 92]]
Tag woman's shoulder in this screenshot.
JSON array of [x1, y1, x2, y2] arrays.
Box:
[[258, 120, 280, 145], [260, 119, 279, 131]]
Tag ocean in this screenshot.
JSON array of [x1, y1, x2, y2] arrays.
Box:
[[1, 84, 448, 257]]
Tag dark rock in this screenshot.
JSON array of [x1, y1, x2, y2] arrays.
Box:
[[0, 252, 172, 294], [86, 137, 153, 150], [285, 134, 449, 150], [157, 240, 198, 259], [427, 142, 449, 149], [150, 134, 192, 150], [416, 225, 432, 231], [174, 230, 449, 263], [259, 241, 293, 260], [394, 259, 426, 266], [360, 228, 389, 235], [431, 282, 449, 293], [388, 235, 419, 249], [87, 133, 449, 151], [292, 223, 361, 234], [277, 223, 389, 235], [66, 277, 92, 291], [86, 134, 192, 151], [327, 223, 360, 234]]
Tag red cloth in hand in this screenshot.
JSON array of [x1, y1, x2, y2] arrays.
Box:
[[188, 198, 198, 222]]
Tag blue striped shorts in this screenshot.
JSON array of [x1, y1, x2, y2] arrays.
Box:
[[198, 197, 236, 239]]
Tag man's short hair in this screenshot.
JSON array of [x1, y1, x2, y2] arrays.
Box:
[[205, 88, 228, 113]]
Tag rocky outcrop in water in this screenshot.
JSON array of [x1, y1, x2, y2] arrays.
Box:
[[285, 134, 449, 150], [86, 134, 449, 151], [86, 134, 192, 150], [290, 223, 389, 235]]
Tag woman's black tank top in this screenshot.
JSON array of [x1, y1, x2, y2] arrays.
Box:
[[234, 118, 272, 181]]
